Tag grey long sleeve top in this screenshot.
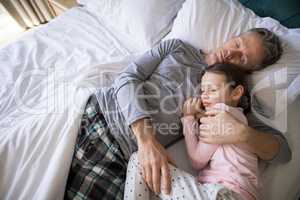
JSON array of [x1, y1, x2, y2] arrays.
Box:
[[95, 39, 291, 164]]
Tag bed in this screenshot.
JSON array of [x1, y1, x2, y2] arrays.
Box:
[[0, 0, 299, 199]]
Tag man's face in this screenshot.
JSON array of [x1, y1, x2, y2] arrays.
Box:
[[211, 32, 266, 71]]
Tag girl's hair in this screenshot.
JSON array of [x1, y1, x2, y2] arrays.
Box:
[[203, 63, 251, 113]]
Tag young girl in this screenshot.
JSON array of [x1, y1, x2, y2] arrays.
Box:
[[124, 63, 259, 200]]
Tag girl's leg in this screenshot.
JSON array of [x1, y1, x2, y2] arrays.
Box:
[[160, 163, 210, 200], [124, 152, 151, 200], [158, 165, 244, 200], [125, 152, 213, 200]]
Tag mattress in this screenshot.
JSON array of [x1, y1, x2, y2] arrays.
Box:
[[0, 7, 136, 200]]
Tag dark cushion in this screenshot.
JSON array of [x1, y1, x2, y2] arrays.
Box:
[[239, 0, 300, 28]]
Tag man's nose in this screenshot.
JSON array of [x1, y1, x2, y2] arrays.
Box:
[[226, 49, 242, 60]]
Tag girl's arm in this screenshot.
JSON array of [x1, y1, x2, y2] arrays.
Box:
[[181, 115, 218, 170]]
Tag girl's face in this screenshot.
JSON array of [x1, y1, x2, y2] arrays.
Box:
[[200, 72, 240, 109]]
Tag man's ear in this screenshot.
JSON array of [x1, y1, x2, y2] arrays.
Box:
[[231, 85, 244, 101]]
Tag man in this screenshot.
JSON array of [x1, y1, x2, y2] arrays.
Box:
[[65, 28, 291, 200]]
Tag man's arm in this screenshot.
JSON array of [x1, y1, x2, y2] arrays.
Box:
[[199, 110, 292, 164], [114, 39, 184, 195], [114, 39, 183, 126], [245, 112, 292, 163], [131, 118, 175, 195]]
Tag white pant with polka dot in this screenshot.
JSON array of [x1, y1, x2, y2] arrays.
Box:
[[124, 152, 243, 200]]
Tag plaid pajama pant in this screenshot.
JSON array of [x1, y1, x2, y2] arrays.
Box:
[[64, 94, 128, 200]]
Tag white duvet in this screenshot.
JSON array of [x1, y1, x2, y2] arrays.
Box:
[[0, 7, 136, 199]]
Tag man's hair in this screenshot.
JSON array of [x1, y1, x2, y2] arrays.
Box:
[[203, 63, 250, 112], [247, 28, 283, 68]]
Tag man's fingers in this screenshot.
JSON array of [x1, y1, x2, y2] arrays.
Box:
[[198, 130, 211, 139], [199, 136, 223, 144], [198, 136, 215, 143], [205, 108, 222, 116], [166, 154, 177, 167], [161, 163, 171, 194], [200, 117, 212, 124], [152, 165, 161, 194], [141, 167, 146, 180], [199, 124, 209, 132], [144, 166, 153, 191]]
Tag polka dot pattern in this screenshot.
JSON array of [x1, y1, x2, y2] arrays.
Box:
[[124, 152, 243, 200]]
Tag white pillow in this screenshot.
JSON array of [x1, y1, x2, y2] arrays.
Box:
[[288, 74, 300, 103], [77, 0, 184, 51], [285, 30, 300, 104], [164, 0, 289, 51], [247, 29, 300, 125], [165, 0, 300, 129]]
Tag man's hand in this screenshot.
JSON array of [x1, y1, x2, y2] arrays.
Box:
[[131, 118, 176, 195], [137, 135, 176, 195], [199, 108, 281, 160], [182, 97, 205, 118], [199, 109, 249, 144]]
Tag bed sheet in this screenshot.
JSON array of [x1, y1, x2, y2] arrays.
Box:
[[0, 7, 136, 200]]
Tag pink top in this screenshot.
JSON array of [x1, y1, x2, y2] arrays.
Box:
[[181, 103, 261, 200]]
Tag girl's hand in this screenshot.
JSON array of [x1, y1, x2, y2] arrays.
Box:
[[182, 97, 204, 117]]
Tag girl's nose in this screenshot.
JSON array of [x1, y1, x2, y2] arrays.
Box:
[[201, 92, 209, 99]]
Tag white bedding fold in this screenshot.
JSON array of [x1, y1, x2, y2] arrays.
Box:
[[0, 7, 137, 200]]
